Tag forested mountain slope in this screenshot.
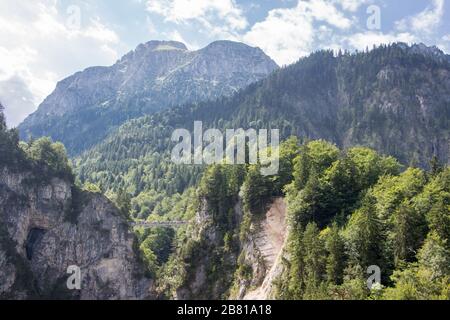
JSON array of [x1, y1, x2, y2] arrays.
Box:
[[156, 139, 449, 300], [19, 40, 278, 155], [76, 43, 450, 205]]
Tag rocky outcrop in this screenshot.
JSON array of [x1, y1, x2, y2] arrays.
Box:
[[175, 199, 243, 300], [175, 197, 288, 300], [231, 198, 287, 300], [0, 168, 153, 299]]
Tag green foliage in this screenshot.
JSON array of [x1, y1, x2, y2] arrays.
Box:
[[418, 168, 450, 242], [115, 188, 132, 220], [286, 226, 305, 299], [302, 223, 326, 298], [83, 182, 102, 193], [392, 200, 427, 265], [1, 104, 73, 183], [288, 143, 401, 228], [324, 223, 345, 285], [293, 140, 339, 190], [140, 241, 159, 277], [0, 103, 27, 168], [417, 232, 450, 280], [241, 165, 271, 215], [383, 242, 449, 301], [344, 195, 387, 273], [138, 227, 176, 277], [271, 136, 300, 194], [199, 164, 245, 229], [25, 137, 73, 180], [278, 140, 449, 300]]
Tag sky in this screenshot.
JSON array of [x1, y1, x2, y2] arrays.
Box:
[[0, 0, 449, 127]]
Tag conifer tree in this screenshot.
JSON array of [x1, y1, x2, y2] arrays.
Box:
[[325, 222, 345, 285]]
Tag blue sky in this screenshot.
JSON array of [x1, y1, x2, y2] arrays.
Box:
[[1, 0, 449, 126]]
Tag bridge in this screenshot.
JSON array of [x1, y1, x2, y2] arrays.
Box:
[[131, 220, 188, 229]]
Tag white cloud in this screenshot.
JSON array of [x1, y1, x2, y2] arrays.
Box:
[[243, 7, 314, 66], [341, 0, 444, 53], [338, 0, 445, 53], [396, 0, 444, 34], [336, 0, 369, 12], [242, 0, 355, 65], [0, 0, 122, 127], [344, 31, 417, 51], [0, 75, 36, 127], [164, 30, 200, 50], [438, 34, 450, 53], [146, 0, 248, 36], [242, 0, 447, 66]]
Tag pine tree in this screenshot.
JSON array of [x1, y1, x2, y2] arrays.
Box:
[[345, 195, 386, 272], [287, 226, 305, 299], [241, 165, 270, 215], [116, 188, 132, 220], [302, 222, 325, 296], [392, 201, 427, 265], [430, 155, 443, 176], [325, 222, 345, 285]]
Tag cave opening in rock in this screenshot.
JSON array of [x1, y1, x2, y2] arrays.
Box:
[[25, 228, 46, 260]]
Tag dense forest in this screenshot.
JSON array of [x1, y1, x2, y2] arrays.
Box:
[[127, 137, 449, 300], [276, 140, 449, 300]]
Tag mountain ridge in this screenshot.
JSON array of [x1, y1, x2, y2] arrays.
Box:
[[75, 42, 450, 202], [18, 40, 278, 155]]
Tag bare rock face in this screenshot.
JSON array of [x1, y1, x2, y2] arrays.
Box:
[[174, 197, 288, 301], [175, 199, 243, 300], [0, 168, 153, 299], [240, 198, 287, 300]]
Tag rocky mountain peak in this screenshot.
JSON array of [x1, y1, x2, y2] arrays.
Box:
[[204, 40, 256, 51], [118, 40, 188, 65], [410, 42, 445, 56], [394, 42, 448, 61], [19, 40, 278, 155], [143, 40, 188, 51]]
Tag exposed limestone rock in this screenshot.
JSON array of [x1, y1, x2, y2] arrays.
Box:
[[235, 198, 288, 300], [0, 168, 153, 299]]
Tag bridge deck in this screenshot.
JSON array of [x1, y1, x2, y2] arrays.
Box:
[[132, 221, 188, 228]]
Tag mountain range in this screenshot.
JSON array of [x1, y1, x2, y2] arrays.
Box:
[[1, 40, 449, 300]]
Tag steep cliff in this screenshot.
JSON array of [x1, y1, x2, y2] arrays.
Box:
[[0, 167, 153, 299], [239, 198, 287, 300], [174, 198, 243, 300], [173, 196, 289, 301]]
